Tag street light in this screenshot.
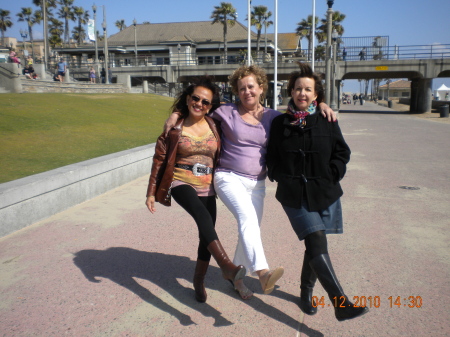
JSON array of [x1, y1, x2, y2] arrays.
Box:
[[102, 6, 109, 84], [92, 4, 99, 83], [325, 0, 334, 106], [133, 19, 137, 66], [20, 29, 28, 59], [330, 28, 338, 109]]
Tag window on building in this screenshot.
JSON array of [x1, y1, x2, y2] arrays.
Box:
[[401, 92, 409, 97]]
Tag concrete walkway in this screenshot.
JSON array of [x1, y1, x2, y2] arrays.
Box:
[[1, 102, 449, 337]]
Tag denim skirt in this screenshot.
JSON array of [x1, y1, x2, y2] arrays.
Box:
[[282, 198, 343, 241]]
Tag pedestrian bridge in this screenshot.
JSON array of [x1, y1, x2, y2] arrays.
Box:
[[95, 57, 449, 113]]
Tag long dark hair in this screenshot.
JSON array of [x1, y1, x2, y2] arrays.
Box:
[[287, 62, 324, 104], [171, 75, 221, 118]]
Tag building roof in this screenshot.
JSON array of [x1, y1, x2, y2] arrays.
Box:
[[266, 33, 299, 51], [379, 79, 410, 89], [108, 21, 258, 46]]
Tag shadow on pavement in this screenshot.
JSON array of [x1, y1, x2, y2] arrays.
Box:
[[73, 247, 323, 335]]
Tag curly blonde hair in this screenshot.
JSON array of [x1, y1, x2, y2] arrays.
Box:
[[228, 65, 268, 95]]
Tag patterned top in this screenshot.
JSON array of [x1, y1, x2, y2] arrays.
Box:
[[172, 129, 218, 196]]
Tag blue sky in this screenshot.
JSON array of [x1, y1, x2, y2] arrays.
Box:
[[4, 0, 450, 92]]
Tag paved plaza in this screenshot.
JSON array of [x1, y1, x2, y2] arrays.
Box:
[[0, 102, 449, 336]]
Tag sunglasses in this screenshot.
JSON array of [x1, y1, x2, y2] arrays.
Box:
[[191, 95, 212, 107]]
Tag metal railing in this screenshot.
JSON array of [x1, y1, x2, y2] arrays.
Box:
[[53, 44, 450, 72]]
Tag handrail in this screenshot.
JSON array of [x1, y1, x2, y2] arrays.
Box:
[[0, 64, 21, 76]]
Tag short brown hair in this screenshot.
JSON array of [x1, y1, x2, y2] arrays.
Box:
[[287, 62, 324, 104], [228, 65, 268, 95]]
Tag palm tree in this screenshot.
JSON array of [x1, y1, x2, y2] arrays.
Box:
[[73, 6, 89, 45], [49, 17, 63, 46], [211, 2, 237, 64], [115, 19, 126, 31], [317, 10, 346, 43], [250, 5, 272, 62], [16, 7, 41, 57], [0, 9, 13, 47], [314, 45, 326, 61], [57, 0, 75, 47], [296, 15, 319, 61]]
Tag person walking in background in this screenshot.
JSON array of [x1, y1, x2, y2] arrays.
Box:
[[267, 62, 369, 322], [146, 75, 248, 303], [56, 58, 67, 83], [164, 65, 337, 299], [445, 92, 449, 100], [89, 67, 96, 84], [108, 67, 113, 83], [359, 47, 366, 61], [353, 93, 358, 105], [359, 93, 364, 105], [101, 67, 106, 83], [342, 47, 347, 61]]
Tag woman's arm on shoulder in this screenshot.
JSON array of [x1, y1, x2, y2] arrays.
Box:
[[319, 102, 337, 122]]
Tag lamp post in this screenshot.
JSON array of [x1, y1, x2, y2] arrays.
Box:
[[324, 0, 334, 106], [92, 4, 99, 83], [20, 29, 28, 60], [42, 0, 48, 71], [330, 28, 338, 109], [102, 6, 109, 84], [133, 19, 137, 66]]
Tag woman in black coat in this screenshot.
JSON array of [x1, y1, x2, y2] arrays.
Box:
[[266, 62, 369, 322]]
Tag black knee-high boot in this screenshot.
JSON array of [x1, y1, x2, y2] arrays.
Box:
[[309, 254, 369, 321], [299, 251, 318, 315]]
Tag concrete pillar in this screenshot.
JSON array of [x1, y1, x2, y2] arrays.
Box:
[[34, 63, 46, 80], [410, 78, 432, 113], [116, 74, 131, 92], [143, 80, 148, 93], [416, 78, 432, 113], [410, 80, 418, 113], [64, 68, 71, 83]]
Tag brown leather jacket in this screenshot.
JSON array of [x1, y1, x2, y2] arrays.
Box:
[[146, 116, 221, 206]]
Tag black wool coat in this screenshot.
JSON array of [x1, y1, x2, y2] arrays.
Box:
[[266, 111, 351, 211]]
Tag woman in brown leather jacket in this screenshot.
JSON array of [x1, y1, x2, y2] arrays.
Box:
[[145, 76, 248, 303]]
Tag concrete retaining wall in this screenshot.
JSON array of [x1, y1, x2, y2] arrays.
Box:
[[0, 144, 155, 238]]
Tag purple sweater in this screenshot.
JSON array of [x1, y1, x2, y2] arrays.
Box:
[[209, 103, 281, 180]]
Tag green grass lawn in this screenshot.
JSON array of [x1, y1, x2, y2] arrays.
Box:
[[0, 93, 174, 183]]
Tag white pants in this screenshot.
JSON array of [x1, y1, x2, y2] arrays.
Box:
[[214, 171, 269, 275]]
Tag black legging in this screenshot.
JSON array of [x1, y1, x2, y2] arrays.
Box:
[[304, 230, 328, 259], [171, 184, 218, 262]]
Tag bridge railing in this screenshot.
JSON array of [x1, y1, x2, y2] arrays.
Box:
[[57, 44, 450, 71]]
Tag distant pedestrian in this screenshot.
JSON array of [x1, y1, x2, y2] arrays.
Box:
[[359, 47, 366, 61], [445, 92, 449, 100], [101, 67, 106, 83], [56, 58, 67, 83], [89, 67, 96, 83], [342, 47, 347, 61], [359, 93, 364, 105], [108, 67, 113, 83], [353, 93, 358, 105]]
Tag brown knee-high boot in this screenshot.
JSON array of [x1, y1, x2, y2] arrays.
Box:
[[207, 240, 246, 282], [193, 259, 209, 303]]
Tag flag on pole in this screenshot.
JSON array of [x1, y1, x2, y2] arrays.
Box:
[[88, 19, 95, 41]]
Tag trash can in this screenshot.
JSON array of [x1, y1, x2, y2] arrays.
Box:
[[439, 104, 449, 118], [388, 100, 393, 108]]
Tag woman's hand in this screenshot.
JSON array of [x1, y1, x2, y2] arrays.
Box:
[[146, 196, 156, 214], [164, 112, 180, 136], [319, 102, 337, 122]]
